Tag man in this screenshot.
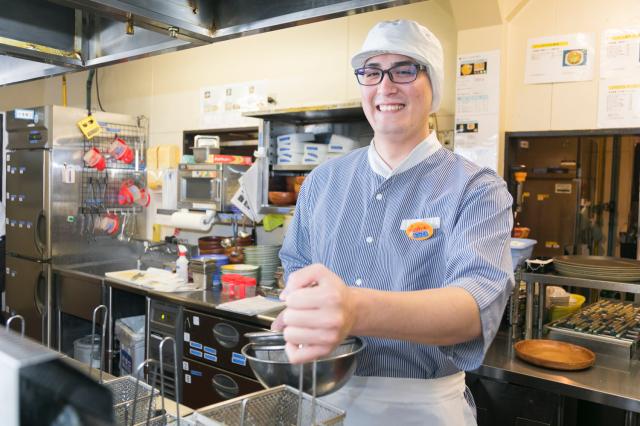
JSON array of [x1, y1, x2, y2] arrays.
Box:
[[274, 20, 514, 425]]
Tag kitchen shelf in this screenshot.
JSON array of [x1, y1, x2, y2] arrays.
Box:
[[260, 205, 296, 214], [519, 271, 640, 341], [272, 164, 315, 172], [521, 272, 640, 294], [220, 140, 258, 147]]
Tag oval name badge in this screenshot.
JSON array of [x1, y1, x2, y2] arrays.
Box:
[[405, 221, 434, 241]]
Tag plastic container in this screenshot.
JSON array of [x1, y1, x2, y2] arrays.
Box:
[[510, 238, 537, 271], [196, 254, 229, 286], [73, 334, 101, 368], [176, 245, 189, 283], [114, 315, 146, 376], [549, 294, 586, 321]]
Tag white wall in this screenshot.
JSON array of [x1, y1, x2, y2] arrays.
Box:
[[0, 2, 457, 239]]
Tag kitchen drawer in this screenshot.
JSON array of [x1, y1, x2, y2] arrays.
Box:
[[183, 309, 267, 378], [182, 358, 264, 410]]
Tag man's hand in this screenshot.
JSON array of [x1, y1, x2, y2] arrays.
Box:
[[277, 264, 357, 364]]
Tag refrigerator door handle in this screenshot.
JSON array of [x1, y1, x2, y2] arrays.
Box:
[[34, 270, 47, 345], [34, 209, 46, 256], [34, 271, 46, 315]]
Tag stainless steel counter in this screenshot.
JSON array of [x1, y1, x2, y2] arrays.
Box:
[[54, 262, 640, 416], [474, 333, 640, 413], [54, 262, 281, 328]]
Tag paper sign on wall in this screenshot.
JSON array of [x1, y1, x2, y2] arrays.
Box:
[[454, 50, 501, 171], [524, 33, 595, 84], [597, 28, 640, 128], [200, 80, 268, 128]]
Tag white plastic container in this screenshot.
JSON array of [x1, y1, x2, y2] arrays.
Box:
[[114, 315, 146, 376], [73, 334, 101, 368], [176, 244, 189, 283], [510, 238, 537, 271]]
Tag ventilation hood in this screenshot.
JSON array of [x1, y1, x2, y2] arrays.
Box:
[[0, 0, 426, 86]]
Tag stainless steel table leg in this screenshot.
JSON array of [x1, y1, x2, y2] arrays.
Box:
[[107, 285, 113, 374], [525, 280, 534, 340], [538, 282, 546, 338]]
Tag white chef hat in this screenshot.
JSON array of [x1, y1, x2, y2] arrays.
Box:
[[351, 19, 444, 113]]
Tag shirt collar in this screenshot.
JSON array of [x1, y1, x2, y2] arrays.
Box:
[[367, 131, 441, 179]]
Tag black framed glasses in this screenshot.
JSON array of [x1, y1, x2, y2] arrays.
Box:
[[354, 63, 426, 86]]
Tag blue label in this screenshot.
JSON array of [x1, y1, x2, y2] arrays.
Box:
[[189, 349, 203, 358], [203, 346, 217, 355], [280, 136, 290, 141], [231, 352, 246, 366], [204, 353, 218, 362], [190, 370, 203, 377], [190, 341, 203, 350], [120, 349, 133, 374]]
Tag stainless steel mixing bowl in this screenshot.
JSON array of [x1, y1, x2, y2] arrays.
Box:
[[240, 336, 366, 396]]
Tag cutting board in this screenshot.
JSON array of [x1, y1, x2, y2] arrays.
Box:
[[514, 339, 595, 371]]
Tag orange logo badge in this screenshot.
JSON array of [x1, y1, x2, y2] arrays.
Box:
[[405, 221, 434, 241]]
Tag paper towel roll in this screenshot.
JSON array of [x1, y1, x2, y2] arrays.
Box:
[[170, 209, 214, 231]]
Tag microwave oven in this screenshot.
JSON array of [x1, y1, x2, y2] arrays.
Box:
[[178, 163, 248, 211]]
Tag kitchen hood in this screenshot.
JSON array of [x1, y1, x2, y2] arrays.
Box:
[[0, 0, 426, 86]]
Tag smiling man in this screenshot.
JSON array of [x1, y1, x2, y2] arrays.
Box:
[[275, 20, 515, 425]]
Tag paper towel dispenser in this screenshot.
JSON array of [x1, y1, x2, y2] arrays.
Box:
[[178, 163, 249, 212]]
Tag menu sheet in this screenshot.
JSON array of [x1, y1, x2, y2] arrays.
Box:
[[524, 33, 595, 84], [454, 50, 501, 171], [200, 80, 268, 128], [597, 28, 640, 128]]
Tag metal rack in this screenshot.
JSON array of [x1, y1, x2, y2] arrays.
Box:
[[519, 272, 640, 340], [80, 120, 147, 213]]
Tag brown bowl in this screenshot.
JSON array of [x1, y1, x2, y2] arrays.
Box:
[[268, 191, 296, 206]]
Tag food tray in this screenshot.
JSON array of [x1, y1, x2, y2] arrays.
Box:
[[514, 339, 595, 370], [545, 299, 640, 358], [193, 385, 345, 426]]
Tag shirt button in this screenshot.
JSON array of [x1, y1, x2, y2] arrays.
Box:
[[365, 236, 373, 244], [355, 279, 362, 286], [376, 193, 383, 200]]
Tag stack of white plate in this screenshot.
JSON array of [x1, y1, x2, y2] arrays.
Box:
[[243, 245, 282, 287], [553, 256, 640, 282]]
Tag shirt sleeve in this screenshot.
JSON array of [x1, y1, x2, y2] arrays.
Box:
[[279, 175, 313, 281], [440, 175, 515, 371]]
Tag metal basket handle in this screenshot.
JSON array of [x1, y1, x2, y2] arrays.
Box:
[[6, 314, 25, 337], [88, 304, 108, 383], [131, 358, 160, 426], [159, 336, 181, 425]]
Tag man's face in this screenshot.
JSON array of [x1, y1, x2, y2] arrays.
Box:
[[359, 53, 432, 142]]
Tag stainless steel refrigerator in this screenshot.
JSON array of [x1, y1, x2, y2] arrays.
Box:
[[4, 106, 141, 345]]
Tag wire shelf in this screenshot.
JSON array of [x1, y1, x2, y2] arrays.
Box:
[[81, 120, 147, 213]]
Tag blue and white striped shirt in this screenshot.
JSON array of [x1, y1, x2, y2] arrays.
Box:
[[280, 133, 514, 379]]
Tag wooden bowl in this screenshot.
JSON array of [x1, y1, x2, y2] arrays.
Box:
[[514, 339, 595, 371], [268, 191, 296, 205]]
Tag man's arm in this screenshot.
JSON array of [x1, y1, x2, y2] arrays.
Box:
[[274, 265, 481, 363]]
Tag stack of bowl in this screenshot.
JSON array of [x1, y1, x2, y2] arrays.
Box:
[[198, 236, 226, 255], [243, 245, 282, 288]]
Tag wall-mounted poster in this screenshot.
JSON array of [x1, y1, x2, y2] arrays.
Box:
[[524, 33, 595, 84], [597, 28, 640, 128], [200, 80, 268, 128], [454, 50, 500, 171]]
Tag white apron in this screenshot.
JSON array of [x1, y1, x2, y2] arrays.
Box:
[[320, 372, 477, 426]]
